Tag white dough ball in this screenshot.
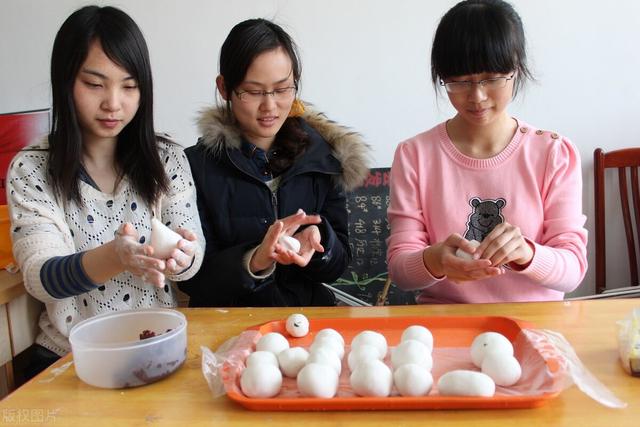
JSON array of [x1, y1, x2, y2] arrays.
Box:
[[470, 332, 514, 368], [297, 363, 339, 398], [347, 344, 382, 371], [278, 235, 301, 253], [256, 332, 290, 355], [455, 239, 481, 260], [309, 336, 345, 360], [391, 339, 433, 371], [277, 347, 309, 378], [393, 364, 433, 396], [350, 359, 393, 397], [240, 364, 282, 398], [314, 328, 345, 346], [150, 218, 182, 259], [246, 351, 279, 369], [481, 351, 522, 386], [401, 325, 434, 352], [351, 330, 388, 360], [285, 313, 309, 338], [307, 347, 342, 375], [437, 370, 495, 397]]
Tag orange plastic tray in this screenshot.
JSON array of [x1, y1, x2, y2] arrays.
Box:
[[221, 315, 561, 411]]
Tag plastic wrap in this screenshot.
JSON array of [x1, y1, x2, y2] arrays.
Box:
[[617, 307, 640, 376], [202, 327, 626, 409]]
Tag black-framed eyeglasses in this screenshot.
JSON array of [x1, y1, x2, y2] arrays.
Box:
[[234, 86, 297, 103], [440, 73, 515, 94]]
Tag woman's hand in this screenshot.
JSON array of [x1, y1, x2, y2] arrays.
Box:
[[114, 223, 166, 287], [249, 210, 322, 273], [164, 228, 198, 274], [475, 222, 534, 269], [423, 233, 503, 283]]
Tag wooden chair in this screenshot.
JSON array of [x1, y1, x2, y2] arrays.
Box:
[[594, 147, 640, 293]]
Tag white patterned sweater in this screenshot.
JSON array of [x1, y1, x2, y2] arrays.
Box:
[[6, 138, 205, 356]]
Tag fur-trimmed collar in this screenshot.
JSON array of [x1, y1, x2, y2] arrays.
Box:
[[196, 105, 371, 191]]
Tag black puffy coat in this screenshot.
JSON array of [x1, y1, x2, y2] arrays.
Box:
[[179, 107, 370, 307]]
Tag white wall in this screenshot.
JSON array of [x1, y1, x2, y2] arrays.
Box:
[[2, 0, 640, 296]]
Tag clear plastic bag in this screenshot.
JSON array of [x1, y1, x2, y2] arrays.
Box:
[[201, 328, 627, 408], [616, 307, 640, 377]]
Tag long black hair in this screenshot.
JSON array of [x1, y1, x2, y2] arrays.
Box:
[[431, 0, 533, 96], [49, 5, 168, 206], [219, 18, 308, 174]]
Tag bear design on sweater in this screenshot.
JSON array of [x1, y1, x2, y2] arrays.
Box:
[[463, 197, 506, 242]]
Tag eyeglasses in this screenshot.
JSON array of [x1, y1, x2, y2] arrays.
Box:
[[234, 86, 297, 103], [440, 73, 515, 94]]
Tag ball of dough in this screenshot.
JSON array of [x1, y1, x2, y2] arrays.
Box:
[[351, 330, 388, 360], [256, 332, 290, 355], [285, 313, 309, 338], [470, 332, 514, 368], [391, 339, 433, 371], [309, 336, 345, 360], [393, 364, 433, 396], [481, 351, 522, 386], [297, 363, 339, 398], [277, 347, 309, 378], [437, 370, 495, 397], [347, 343, 382, 371], [278, 235, 301, 253], [307, 347, 342, 375], [150, 218, 182, 259], [350, 359, 393, 397], [240, 364, 282, 398], [455, 239, 481, 260], [246, 350, 279, 369], [401, 325, 434, 352], [314, 328, 345, 346]]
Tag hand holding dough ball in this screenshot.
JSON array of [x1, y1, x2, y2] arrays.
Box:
[[285, 313, 309, 338], [401, 325, 434, 352], [240, 364, 282, 398], [297, 363, 339, 398], [347, 343, 382, 371], [150, 218, 182, 259], [351, 330, 388, 360], [481, 351, 522, 386], [256, 332, 290, 355], [391, 339, 433, 371], [455, 239, 481, 260], [393, 364, 433, 396], [246, 351, 279, 369], [470, 332, 514, 367], [277, 347, 309, 378], [307, 347, 342, 375], [309, 336, 345, 360], [278, 235, 301, 253], [437, 370, 495, 397], [350, 359, 393, 397], [314, 328, 345, 346]]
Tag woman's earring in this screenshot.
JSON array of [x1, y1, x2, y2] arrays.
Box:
[[288, 99, 305, 118]]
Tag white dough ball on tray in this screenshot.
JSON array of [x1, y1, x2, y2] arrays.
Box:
[[314, 328, 345, 346], [393, 364, 434, 396], [350, 359, 393, 397], [256, 332, 290, 355], [285, 313, 310, 338], [240, 364, 282, 398], [351, 330, 388, 360], [347, 343, 382, 371], [277, 347, 309, 378], [437, 370, 495, 397], [401, 325, 434, 352], [309, 336, 345, 360], [470, 332, 514, 368], [246, 350, 279, 369], [307, 347, 342, 375], [391, 339, 433, 371], [481, 351, 522, 386], [297, 363, 339, 398]]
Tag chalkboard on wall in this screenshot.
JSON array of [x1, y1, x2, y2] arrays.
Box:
[[333, 168, 418, 305]]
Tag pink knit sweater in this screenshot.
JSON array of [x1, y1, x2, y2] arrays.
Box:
[[386, 120, 588, 303]]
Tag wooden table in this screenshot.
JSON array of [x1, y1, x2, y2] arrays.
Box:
[[1, 299, 638, 426]]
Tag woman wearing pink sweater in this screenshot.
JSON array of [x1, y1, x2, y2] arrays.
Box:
[[387, 0, 587, 304]]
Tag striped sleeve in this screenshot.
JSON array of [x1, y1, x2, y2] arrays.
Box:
[[40, 252, 98, 298]]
